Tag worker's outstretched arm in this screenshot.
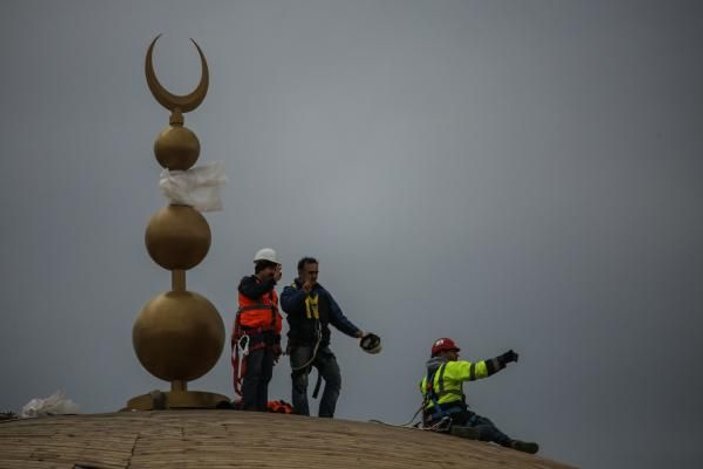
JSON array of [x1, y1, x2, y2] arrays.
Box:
[[238, 276, 276, 299], [484, 350, 519, 376], [451, 350, 519, 382], [326, 290, 362, 338]]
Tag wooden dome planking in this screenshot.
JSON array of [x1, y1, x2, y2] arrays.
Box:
[[0, 411, 573, 468]]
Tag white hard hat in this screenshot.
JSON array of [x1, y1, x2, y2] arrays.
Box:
[[253, 248, 279, 264]]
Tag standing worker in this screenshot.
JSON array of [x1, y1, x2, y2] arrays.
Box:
[[420, 337, 539, 454], [231, 248, 283, 411], [281, 257, 380, 418]]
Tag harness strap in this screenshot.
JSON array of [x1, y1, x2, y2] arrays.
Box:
[[312, 373, 323, 399], [231, 323, 248, 397], [427, 403, 465, 422], [423, 363, 467, 425], [237, 294, 278, 329], [231, 314, 280, 396], [437, 363, 446, 394], [238, 304, 276, 312], [305, 294, 320, 319]]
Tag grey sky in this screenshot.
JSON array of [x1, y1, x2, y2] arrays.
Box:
[[1, 1, 702, 467]]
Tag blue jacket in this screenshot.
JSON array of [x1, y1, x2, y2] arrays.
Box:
[[281, 279, 360, 347]]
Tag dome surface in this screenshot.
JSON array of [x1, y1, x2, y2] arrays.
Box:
[[0, 411, 573, 468]]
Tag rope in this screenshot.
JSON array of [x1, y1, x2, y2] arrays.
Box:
[[231, 333, 250, 396], [290, 322, 322, 371], [369, 405, 453, 433], [369, 404, 425, 429]]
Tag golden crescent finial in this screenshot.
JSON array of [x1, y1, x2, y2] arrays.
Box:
[[145, 35, 209, 113]]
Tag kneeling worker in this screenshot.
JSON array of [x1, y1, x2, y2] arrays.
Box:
[[420, 337, 539, 454]]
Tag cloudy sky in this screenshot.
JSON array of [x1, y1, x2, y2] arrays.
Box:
[[1, 1, 702, 467]]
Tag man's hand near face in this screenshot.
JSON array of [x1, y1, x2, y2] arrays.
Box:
[[298, 261, 319, 293], [302, 274, 314, 292]]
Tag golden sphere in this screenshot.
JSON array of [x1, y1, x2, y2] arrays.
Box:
[[154, 125, 200, 170], [133, 290, 225, 382], [145, 205, 211, 270]]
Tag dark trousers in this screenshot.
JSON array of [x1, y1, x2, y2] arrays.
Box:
[[241, 347, 274, 411], [289, 345, 341, 417], [429, 405, 512, 446]]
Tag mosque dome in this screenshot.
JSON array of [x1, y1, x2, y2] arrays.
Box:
[[0, 410, 572, 468]]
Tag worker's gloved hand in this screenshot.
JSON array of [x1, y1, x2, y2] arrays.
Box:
[[498, 349, 519, 366]]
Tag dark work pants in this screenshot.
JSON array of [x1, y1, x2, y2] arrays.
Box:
[[241, 347, 274, 411], [453, 409, 512, 446], [289, 345, 341, 418], [428, 406, 512, 446]]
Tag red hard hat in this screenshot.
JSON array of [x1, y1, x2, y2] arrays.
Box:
[[431, 337, 460, 356]]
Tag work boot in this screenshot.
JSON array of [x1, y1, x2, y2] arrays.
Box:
[[509, 440, 539, 454], [449, 425, 480, 440]]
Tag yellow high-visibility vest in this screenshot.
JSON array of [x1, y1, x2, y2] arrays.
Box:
[[419, 360, 490, 408]]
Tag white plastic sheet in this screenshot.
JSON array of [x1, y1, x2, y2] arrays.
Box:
[[21, 390, 79, 418], [159, 161, 228, 212]]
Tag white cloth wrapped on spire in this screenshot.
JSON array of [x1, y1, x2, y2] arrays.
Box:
[[159, 161, 228, 212]]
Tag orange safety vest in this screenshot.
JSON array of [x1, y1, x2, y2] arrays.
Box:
[[237, 288, 282, 333]]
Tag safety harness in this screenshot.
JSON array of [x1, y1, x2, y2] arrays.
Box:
[[288, 285, 327, 399], [422, 362, 466, 428], [231, 298, 280, 397]]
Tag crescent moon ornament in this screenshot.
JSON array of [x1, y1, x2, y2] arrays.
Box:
[[145, 35, 209, 114]]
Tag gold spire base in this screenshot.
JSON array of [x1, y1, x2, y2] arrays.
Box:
[[125, 390, 230, 411]]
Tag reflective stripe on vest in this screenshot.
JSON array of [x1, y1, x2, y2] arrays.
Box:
[[423, 363, 464, 408]]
